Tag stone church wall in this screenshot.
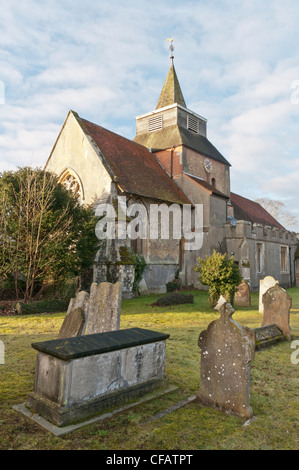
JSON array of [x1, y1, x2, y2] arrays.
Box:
[[225, 221, 297, 291]]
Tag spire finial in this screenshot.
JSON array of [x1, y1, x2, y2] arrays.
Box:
[[166, 37, 174, 64]]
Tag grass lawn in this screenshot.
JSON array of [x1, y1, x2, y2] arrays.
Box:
[[0, 288, 299, 450]]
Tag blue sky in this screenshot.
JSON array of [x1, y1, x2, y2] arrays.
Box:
[[0, 0, 299, 230]]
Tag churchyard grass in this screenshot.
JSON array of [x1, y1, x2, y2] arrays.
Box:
[[0, 288, 299, 450]]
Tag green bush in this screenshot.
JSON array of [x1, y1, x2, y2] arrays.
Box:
[[194, 249, 242, 307], [152, 292, 194, 306], [166, 278, 182, 292], [21, 299, 69, 314]]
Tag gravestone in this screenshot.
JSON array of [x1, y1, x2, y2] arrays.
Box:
[[57, 290, 89, 339], [259, 276, 279, 313], [57, 308, 85, 339], [197, 301, 255, 418], [84, 281, 122, 335], [235, 280, 251, 307], [262, 285, 292, 340]]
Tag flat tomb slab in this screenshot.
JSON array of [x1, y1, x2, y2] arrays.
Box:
[[253, 324, 286, 350], [27, 328, 170, 427], [31, 327, 169, 360]]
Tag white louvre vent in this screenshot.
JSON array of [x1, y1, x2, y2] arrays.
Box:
[[187, 114, 199, 133], [148, 114, 163, 132]]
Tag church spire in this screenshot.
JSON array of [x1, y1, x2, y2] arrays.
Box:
[[155, 39, 187, 110]]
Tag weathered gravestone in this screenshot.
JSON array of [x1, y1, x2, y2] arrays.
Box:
[[259, 276, 279, 313], [197, 300, 255, 418], [57, 291, 89, 339], [84, 282, 122, 335], [262, 285, 292, 340], [57, 282, 122, 338], [235, 280, 251, 307]]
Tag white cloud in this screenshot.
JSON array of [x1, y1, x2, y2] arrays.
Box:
[[0, 0, 298, 230]]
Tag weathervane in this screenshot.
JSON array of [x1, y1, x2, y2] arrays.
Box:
[[167, 37, 174, 64]]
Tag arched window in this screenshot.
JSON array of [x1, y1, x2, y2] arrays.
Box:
[[211, 178, 216, 188], [58, 169, 84, 202]]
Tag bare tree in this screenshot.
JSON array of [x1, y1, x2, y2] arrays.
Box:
[[255, 198, 297, 229], [0, 167, 99, 302]]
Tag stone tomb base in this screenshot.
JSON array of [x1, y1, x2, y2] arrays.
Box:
[[252, 324, 287, 350], [26, 328, 169, 427]]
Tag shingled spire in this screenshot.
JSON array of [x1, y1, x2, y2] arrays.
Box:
[[156, 40, 186, 109]]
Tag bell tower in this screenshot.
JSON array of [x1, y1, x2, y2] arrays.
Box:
[[134, 40, 208, 153]]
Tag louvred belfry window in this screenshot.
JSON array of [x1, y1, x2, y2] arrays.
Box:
[[187, 114, 199, 133], [148, 115, 163, 132]]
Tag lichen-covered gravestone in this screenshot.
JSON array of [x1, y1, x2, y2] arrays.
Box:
[[235, 280, 251, 307], [262, 285, 292, 340], [57, 291, 90, 339], [197, 301, 255, 418], [259, 276, 279, 313], [83, 281, 122, 335], [57, 282, 122, 339]]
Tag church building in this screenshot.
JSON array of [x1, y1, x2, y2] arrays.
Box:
[[45, 50, 298, 296]]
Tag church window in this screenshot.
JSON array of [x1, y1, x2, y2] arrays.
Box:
[[187, 114, 199, 133], [211, 178, 216, 187], [280, 246, 288, 272], [256, 243, 264, 273], [59, 169, 83, 201], [149, 115, 163, 132]]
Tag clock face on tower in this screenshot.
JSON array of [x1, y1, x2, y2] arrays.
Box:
[[204, 158, 212, 173]]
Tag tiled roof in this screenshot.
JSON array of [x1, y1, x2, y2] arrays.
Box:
[[134, 124, 231, 166], [76, 113, 191, 205], [230, 192, 285, 229], [183, 173, 229, 199]]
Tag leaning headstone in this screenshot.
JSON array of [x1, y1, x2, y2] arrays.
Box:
[[262, 285, 292, 340], [197, 301, 255, 419], [235, 280, 251, 307], [83, 281, 122, 335], [259, 276, 279, 313], [57, 291, 89, 339], [57, 308, 86, 339]]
